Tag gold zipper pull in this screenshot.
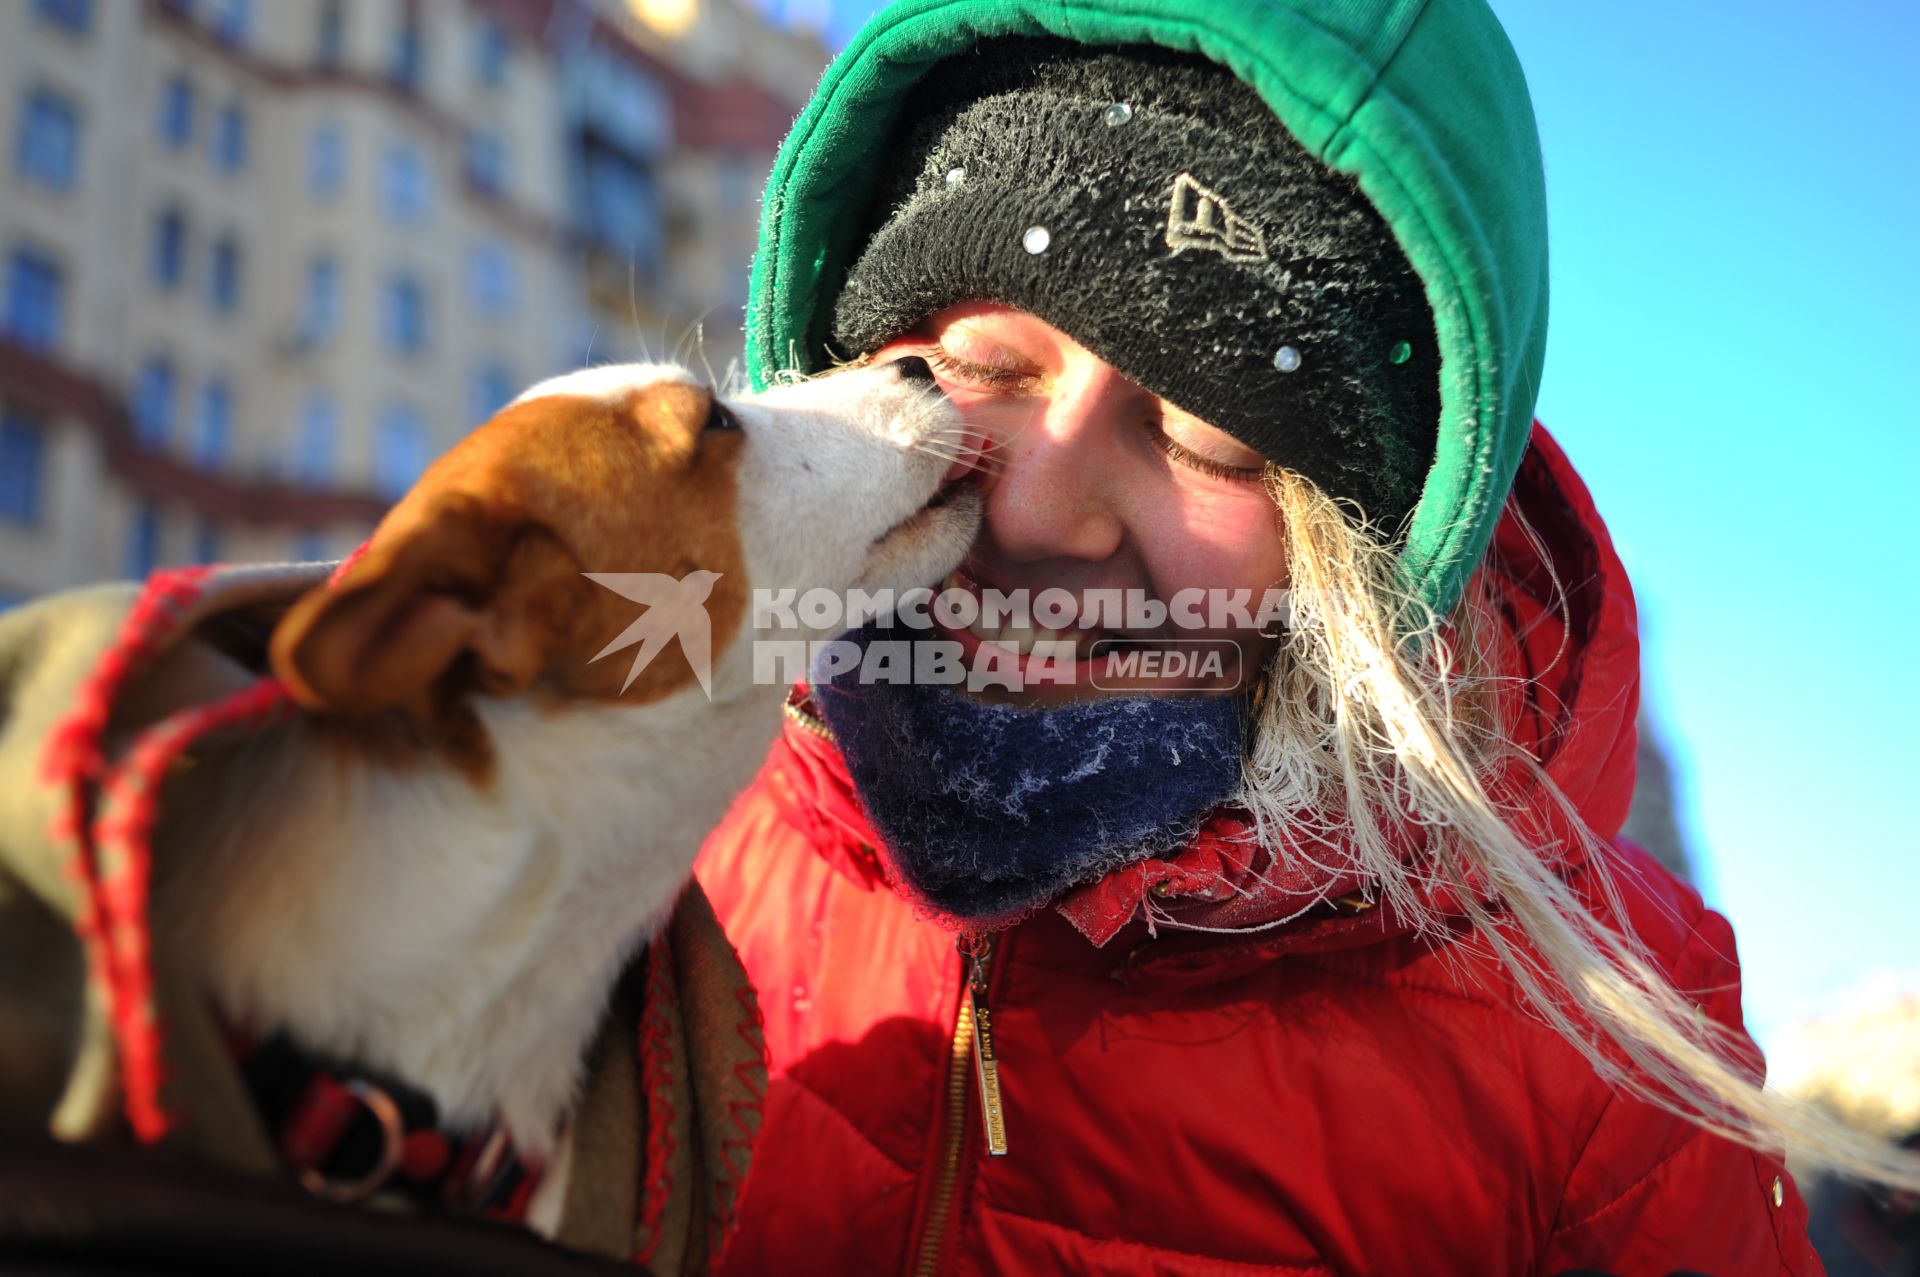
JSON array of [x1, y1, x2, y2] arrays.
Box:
[[963, 936, 1008, 1157]]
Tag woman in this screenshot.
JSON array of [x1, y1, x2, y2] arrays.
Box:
[[696, 3, 1911, 1271]]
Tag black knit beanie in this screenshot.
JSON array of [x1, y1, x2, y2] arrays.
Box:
[[833, 39, 1442, 535]]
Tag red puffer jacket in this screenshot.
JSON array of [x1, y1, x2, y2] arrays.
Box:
[[695, 426, 1820, 1275]]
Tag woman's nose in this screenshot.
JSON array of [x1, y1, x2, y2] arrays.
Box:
[[976, 372, 1132, 564]]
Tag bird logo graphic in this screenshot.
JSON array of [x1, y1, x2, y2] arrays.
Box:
[[584, 570, 722, 698]]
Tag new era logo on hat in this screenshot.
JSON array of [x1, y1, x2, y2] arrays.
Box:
[[1165, 173, 1268, 263]]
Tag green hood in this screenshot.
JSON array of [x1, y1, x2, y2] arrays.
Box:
[[745, 0, 1548, 617]]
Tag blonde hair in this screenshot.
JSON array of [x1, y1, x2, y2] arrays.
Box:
[[1234, 466, 1920, 1191]]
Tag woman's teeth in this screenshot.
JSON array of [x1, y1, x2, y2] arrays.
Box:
[[941, 571, 1098, 659], [980, 622, 1074, 657]]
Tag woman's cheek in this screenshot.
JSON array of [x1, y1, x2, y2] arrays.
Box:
[[1144, 485, 1286, 594], [1137, 485, 1287, 648]]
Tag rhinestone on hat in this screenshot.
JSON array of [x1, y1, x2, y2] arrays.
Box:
[[1389, 340, 1412, 365], [1272, 345, 1302, 373], [1103, 102, 1134, 127], [944, 166, 965, 188], [1022, 225, 1051, 255]]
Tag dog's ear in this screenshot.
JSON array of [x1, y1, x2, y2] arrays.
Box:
[[269, 494, 581, 722]]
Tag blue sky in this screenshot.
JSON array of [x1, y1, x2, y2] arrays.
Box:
[[1487, 0, 1920, 1054], [802, 0, 1920, 1053]]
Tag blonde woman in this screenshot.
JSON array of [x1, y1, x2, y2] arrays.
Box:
[[696, 3, 1917, 1271]]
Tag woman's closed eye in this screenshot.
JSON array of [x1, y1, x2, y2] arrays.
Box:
[[926, 349, 1038, 392], [927, 333, 1267, 483], [1152, 418, 1269, 483]]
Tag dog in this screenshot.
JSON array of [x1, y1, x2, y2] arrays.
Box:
[[132, 356, 979, 1233]]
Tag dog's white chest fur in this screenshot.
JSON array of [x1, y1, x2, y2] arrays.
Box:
[[158, 688, 778, 1155]]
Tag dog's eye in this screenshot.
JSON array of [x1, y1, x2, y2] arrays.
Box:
[[704, 401, 742, 433]]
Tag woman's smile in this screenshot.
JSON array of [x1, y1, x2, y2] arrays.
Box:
[[873, 301, 1285, 702]]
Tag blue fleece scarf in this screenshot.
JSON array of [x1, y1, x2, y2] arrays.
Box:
[[811, 625, 1244, 923]]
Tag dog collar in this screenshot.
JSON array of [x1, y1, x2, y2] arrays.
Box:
[[235, 1028, 543, 1222]]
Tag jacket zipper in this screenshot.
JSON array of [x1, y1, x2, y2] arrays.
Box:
[[782, 688, 835, 739], [911, 935, 1007, 1276], [965, 937, 1008, 1158]]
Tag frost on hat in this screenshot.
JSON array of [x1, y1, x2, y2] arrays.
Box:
[[834, 38, 1442, 536]]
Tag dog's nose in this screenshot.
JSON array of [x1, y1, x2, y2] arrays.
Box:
[[891, 356, 936, 385]]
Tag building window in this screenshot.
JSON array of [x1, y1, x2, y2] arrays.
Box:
[[469, 360, 514, 426], [131, 357, 175, 449], [465, 240, 515, 316], [308, 120, 345, 198], [716, 153, 759, 213], [475, 19, 510, 88], [151, 206, 188, 291], [17, 89, 80, 192], [193, 517, 221, 564], [213, 101, 247, 175], [390, 8, 424, 94], [463, 129, 507, 198], [300, 255, 341, 344], [382, 273, 428, 356], [379, 141, 432, 223], [294, 390, 335, 486], [3, 248, 63, 352], [316, 0, 346, 68], [575, 47, 671, 158], [565, 314, 598, 372], [293, 528, 328, 561], [193, 377, 231, 468], [209, 0, 250, 47], [578, 142, 661, 273], [126, 502, 162, 578], [34, 0, 92, 34], [0, 412, 46, 526], [158, 75, 194, 149], [208, 235, 242, 314], [374, 403, 429, 500]]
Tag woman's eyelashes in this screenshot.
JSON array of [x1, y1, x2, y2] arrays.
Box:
[[926, 349, 1037, 391], [928, 346, 1265, 483], [1151, 426, 1268, 483]]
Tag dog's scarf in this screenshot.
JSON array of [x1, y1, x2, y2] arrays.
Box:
[[811, 624, 1244, 924]]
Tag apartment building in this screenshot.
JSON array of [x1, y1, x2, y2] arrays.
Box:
[[0, 0, 824, 601]]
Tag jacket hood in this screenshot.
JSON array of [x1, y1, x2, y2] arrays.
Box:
[[768, 423, 1640, 967], [746, 0, 1550, 617]]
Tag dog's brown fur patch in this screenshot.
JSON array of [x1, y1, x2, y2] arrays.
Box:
[[270, 380, 748, 770]]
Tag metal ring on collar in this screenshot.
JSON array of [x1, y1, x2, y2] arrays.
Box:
[[296, 1079, 407, 1204]]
